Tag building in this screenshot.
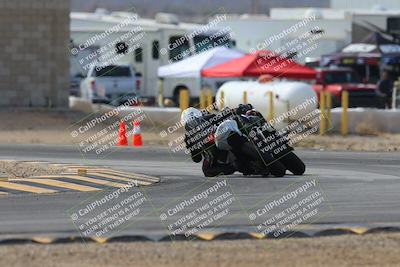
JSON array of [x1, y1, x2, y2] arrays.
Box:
[[211, 7, 400, 64], [331, 0, 400, 10], [0, 0, 69, 107], [211, 10, 352, 64]]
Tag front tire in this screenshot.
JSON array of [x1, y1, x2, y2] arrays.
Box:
[[279, 152, 306, 175], [266, 159, 286, 177], [239, 141, 286, 177]]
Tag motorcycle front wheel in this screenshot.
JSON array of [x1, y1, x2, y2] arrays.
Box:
[[262, 155, 286, 177], [278, 152, 306, 175]]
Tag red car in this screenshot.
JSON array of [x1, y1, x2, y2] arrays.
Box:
[[312, 67, 384, 108]]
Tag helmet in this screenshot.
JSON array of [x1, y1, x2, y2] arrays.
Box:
[[236, 104, 253, 115], [181, 107, 202, 126]]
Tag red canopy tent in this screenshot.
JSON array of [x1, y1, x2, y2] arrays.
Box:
[[201, 50, 317, 80]]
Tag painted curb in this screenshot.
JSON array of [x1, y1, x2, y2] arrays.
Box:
[[0, 160, 160, 195], [0, 226, 399, 245]]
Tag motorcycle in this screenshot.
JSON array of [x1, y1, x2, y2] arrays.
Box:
[[214, 116, 287, 177], [214, 104, 305, 177], [182, 105, 305, 177], [233, 104, 306, 176]]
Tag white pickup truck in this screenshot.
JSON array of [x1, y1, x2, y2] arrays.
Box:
[[80, 64, 140, 105]]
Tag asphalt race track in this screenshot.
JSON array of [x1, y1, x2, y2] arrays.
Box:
[[0, 144, 399, 239]]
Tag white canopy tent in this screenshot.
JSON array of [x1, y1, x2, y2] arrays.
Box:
[[157, 46, 244, 78]]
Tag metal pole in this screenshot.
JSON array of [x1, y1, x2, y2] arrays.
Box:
[[200, 89, 206, 110], [319, 91, 326, 135], [243, 91, 248, 104], [341, 91, 349, 136], [220, 91, 225, 110], [207, 89, 213, 112], [325, 92, 332, 129], [179, 89, 189, 111], [392, 80, 399, 109], [267, 91, 274, 122], [157, 79, 164, 107]]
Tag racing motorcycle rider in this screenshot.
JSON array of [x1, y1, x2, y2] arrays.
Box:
[[182, 107, 286, 177], [181, 107, 237, 177]]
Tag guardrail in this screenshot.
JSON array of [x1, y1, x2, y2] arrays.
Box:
[[70, 96, 400, 134]]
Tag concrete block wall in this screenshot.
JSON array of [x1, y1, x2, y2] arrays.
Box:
[[0, 0, 70, 107]]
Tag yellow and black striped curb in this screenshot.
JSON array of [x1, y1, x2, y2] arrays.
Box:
[[0, 160, 160, 195], [0, 226, 399, 244]]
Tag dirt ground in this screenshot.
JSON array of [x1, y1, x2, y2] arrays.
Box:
[[0, 109, 168, 146], [0, 109, 399, 151], [296, 134, 400, 152], [0, 161, 66, 178], [0, 233, 399, 267]]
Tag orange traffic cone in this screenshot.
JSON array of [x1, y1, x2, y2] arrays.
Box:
[[132, 120, 143, 146], [118, 121, 128, 146]]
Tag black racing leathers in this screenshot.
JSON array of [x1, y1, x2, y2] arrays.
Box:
[[184, 110, 236, 177], [235, 109, 294, 158], [183, 106, 290, 177]]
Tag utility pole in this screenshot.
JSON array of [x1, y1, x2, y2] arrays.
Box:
[[251, 0, 260, 14]]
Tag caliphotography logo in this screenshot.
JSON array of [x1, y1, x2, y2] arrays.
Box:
[[0, 1, 399, 267]]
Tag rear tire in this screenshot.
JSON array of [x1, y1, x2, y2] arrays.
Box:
[[239, 141, 286, 177], [268, 160, 286, 177], [279, 152, 306, 175]]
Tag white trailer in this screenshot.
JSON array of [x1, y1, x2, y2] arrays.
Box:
[[70, 11, 234, 104]]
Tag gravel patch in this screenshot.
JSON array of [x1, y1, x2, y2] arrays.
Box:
[[0, 161, 66, 178]]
